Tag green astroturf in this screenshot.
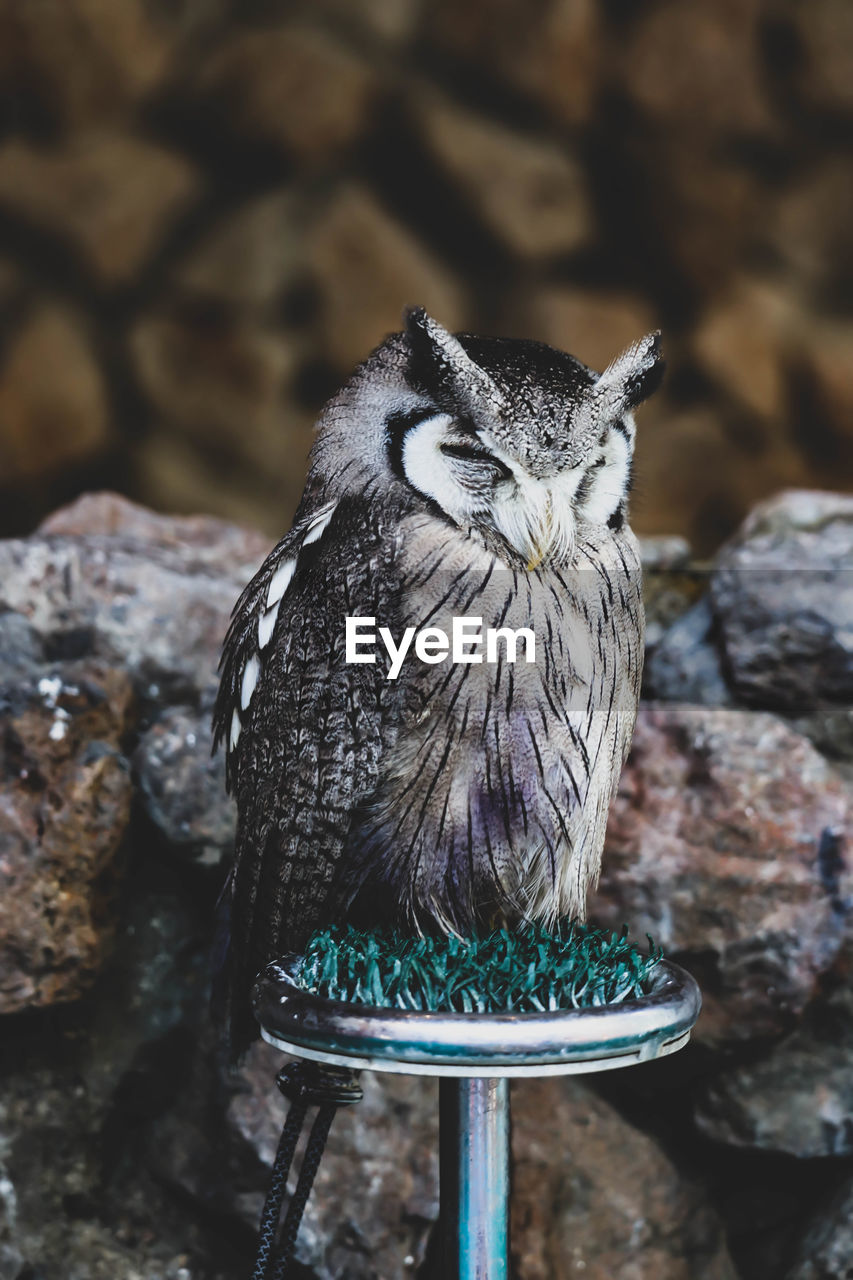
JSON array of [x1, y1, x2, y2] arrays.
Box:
[[295, 921, 662, 1014]]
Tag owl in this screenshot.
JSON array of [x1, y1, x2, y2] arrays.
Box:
[[213, 307, 663, 1055]]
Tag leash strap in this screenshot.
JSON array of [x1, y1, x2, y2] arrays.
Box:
[[250, 1062, 362, 1279]]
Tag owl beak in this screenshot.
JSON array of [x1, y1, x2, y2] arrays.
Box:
[[526, 494, 554, 571]]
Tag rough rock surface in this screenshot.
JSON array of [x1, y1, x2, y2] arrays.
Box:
[[2, 490, 853, 1279], [133, 705, 234, 867], [711, 491, 853, 711], [644, 596, 732, 705], [511, 1079, 736, 1280], [228, 1042, 439, 1278], [153, 1041, 734, 1280], [596, 702, 852, 1043], [785, 1176, 853, 1280], [695, 987, 853, 1158], [0, 643, 134, 1013], [0, 492, 270, 706]]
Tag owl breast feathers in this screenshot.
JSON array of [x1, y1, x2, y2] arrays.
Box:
[[213, 307, 663, 1056]]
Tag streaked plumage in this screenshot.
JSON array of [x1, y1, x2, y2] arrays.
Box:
[[213, 307, 663, 1055]]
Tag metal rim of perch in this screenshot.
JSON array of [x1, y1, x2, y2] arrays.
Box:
[[253, 957, 701, 1077]]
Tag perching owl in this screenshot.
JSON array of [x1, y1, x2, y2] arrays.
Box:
[[213, 307, 663, 1054]]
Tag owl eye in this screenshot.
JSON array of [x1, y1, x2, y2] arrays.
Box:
[[440, 441, 512, 478]]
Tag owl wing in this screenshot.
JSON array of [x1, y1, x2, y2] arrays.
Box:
[[212, 494, 400, 1058]]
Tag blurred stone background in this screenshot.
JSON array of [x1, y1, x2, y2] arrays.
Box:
[[0, 0, 851, 554]]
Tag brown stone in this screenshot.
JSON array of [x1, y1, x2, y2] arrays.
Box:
[[131, 310, 303, 474], [416, 97, 592, 260], [2, 0, 170, 128], [769, 158, 853, 302], [301, 0, 420, 42], [632, 403, 805, 555], [175, 187, 311, 314], [620, 0, 772, 139], [0, 134, 199, 285], [308, 184, 466, 371], [519, 286, 657, 372], [639, 139, 768, 295], [789, 0, 853, 118], [131, 430, 307, 540], [0, 303, 110, 482], [197, 24, 375, 162], [512, 1079, 736, 1279], [631, 408, 746, 552], [801, 318, 853, 447], [0, 657, 134, 1014], [595, 703, 853, 1044], [424, 0, 600, 128], [691, 279, 799, 420]]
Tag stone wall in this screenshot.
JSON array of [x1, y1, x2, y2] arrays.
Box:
[[0, 0, 852, 553], [0, 488, 852, 1278]]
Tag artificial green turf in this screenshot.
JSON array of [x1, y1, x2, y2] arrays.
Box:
[[295, 921, 662, 1014]]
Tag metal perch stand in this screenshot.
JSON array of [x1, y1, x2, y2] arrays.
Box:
[[254, 957, 701, 1279]]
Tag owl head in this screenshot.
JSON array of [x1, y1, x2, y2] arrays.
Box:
[[313, 307, 664, 569]]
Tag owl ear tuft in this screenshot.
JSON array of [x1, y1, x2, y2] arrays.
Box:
[[594, 331, 665, 415], [404, 306, 502, 417]]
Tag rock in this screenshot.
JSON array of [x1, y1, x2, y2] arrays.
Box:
[[644, 596, 733, 704], [133, 705, 234, 867], [308, 184, 466, 372], [788, 0, 853, 120], [415, 97, 593, 261], [230, 1043, 439, 1277], [0, 492, 270, 705], [163, 1039, 732, 1279], [4, 0, 170, 129], [0, 653, 134, 1013], [695, 990, 853, 1158], [131, 429, 307, 542], [175, 187, 311, 315], [596, 703, 852, 1043], [130, 308, 302, 474], [631, 408, 748, 553], [638, 536, 704, 653], [310, 0, 421, 43], [691, 280, 799, 421], [424, 0, 600, 128], [0, 135, 199, 285], [197, 24, 375, 163], [800, 318, 853, 450], [0, 303, 110, 483], [710, 491, 853, 721], [769, 159, 853, 304], [785, 1176, 853, 1280], [518, 287, 658, 373], [637, 137, 768, 295], [639, 536, 692, 574], [620, 0, 772, 139], [0, 851, 229, 1279], [512, 1078, 736, 1279]]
